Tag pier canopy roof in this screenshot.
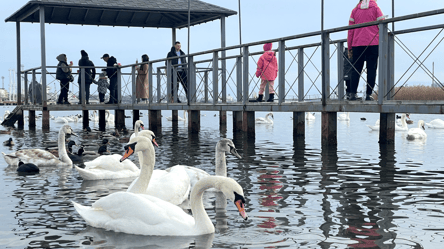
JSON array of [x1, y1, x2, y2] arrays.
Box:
[[5, 0, 237, 28]]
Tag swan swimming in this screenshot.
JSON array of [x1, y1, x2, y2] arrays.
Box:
[[338, 112, 350, 121], [406, 120, 427, 140], [166, 110, 187, 121], [367, 119, 380, 131], [2, 125, 76, 167], [425, 119, 444, 129], [255, 112, 274, 125], [72, 135, 248, 236], [306, 112, 316, 121]]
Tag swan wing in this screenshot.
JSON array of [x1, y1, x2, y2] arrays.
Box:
[[148, 167, 191, 205], [79, 154, 140, 180], [14, 149, 62, 166], [73, 192, 196, 236], [177, 165, 211, 190]]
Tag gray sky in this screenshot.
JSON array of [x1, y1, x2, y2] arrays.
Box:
[[0, 0, 443, 95]]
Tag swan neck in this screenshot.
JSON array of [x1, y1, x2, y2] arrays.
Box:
[[128, 147, 155, 194], [58, 129, 71, 165], [215, 150, 226, 177], [190, 177, 218, 234]]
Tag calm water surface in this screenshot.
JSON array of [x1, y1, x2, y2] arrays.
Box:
[[0, 105, 443, 248]]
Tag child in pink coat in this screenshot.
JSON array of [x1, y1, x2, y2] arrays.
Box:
[[255, 43, 278, 102]]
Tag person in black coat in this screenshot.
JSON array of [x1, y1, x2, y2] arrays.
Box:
[[56, 54, 73, 104], [102, 53, 119, 104], [77, 50, 96, 104], [166, 41, 188, 103]]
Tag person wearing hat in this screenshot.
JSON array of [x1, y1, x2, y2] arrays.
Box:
[[101, 53, 118, 104], [77, 50, 96, 104], [253, 43, 278, 102], [96, 70, 109, 104], [55, 54, 73, 104]]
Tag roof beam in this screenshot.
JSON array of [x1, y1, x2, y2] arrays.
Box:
[[114, 11, 121, 23], [83, 9, 89, 22], [49, 7, 55, 20], [158, 15, 164, 26], [163, 12, 183, 23], [129, 12, 136, 24], [67, 8, 72, 21], [144, 13, 151, 24], [16, 5, 39, 22], [99, 10, 105, 23]]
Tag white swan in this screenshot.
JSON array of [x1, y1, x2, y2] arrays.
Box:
[[255, 112, 274, 125], [72, 138, 248, 236], [338, 112, 350, 121], [129, 120, 144, 140], [395, 114, 409, 131], [406, 120, 427, 140], [74, 154, 140, 180], [90, 111, 99, 123], [367, 119, 380, 131], [124, 131, 190, 205], [54, 117, 69, 124], [426, 118, 444, 129], [306, 112, 316, 121], [2, 125, 75, 167], [166, 110, 187, 121]]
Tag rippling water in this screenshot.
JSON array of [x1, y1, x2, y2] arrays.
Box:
[[1, 106, 444, 248]]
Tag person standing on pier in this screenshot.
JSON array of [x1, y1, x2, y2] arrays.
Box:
[[77, 50, 96, 104], [136, 54, 149, 103], [166, 41, 188, 103], [96, 71, 109, 104], [101, 54, 119, 104], [347, 0, 386, 101], [254, 43, 278, 102], [56, 54, 73, 105]]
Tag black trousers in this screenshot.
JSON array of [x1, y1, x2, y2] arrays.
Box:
[[78, 82, 91, 103], [171, 70, 188, 100], [109, 76, 118, 103], [58, 79, 70, 103], [99, 93, 105, 102], [351, 45, 379, 95]]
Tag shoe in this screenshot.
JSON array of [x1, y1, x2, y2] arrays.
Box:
[[345, 92, 351, 100], [365, 94, 374, 101], [100, 101, 104, 104], [349, 93, 357, 101], [56, 101, 63, 105], [176, 99, 182, 103], [266, 93, 274, 102], [63, 101, 71, 105], [105, 102, 113, 104]]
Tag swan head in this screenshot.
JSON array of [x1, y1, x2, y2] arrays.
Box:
[[120, 134, 158, 162], [214, 177, 248, 221], [266, 112, 274, 119], [217, 138, 242, 159], [61, 125, 77, 137], [136, 130, 159, 147], [418, 120, 425, 130], [135, 120, 145, 131]]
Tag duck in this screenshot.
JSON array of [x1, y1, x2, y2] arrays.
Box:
[[2, 125, 76, 167], [406, 120, 427, 140], [306, 112, 316, 121], [338, 112, 350, 121], [72, 136, 247, 236], [426, 118, 444, 129], [360, 117, 366, 121], [17, 161, 39, 173], [0, 129, 12, 135], [3, 137, 14, 146], [255, 112, 274, 125], [166, 110, 187, 121]]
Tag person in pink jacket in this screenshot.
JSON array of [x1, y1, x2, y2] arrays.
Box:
[[254, 43, 278, 102], [347, 0, 386, 101]]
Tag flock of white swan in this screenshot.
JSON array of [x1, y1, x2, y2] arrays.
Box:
[[1, 120, 247, 236]]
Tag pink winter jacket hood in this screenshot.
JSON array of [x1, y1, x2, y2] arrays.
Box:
[[255, 43, 278, 81], [347, 0, 385, 50]]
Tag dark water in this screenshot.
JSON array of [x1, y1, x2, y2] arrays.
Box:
[[1, 106, 444, 248]]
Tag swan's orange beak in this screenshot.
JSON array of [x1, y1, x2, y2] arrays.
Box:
[[235, 200, 248, 220], [152, 138, 158, 147], [121, 142, 136, 162]]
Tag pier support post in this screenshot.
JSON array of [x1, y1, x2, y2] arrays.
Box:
[[379, 113, 395, 144], [242, 111, 255, 137], [42, 110, 50, 131], [133, 109, 140, 127], [188, 110, 200, 133], [233, 111, 243, 132], [220, 111, 227, 126], [29, 110, 36, 130], [149, 110, 162, 133], [17, 109, 24, 130], [321, 112, 337, 146], [99, 110, 106, 131], [115, 110, 125, 131], [82, 110, 89, 130], [172, 110, 178, 121], [293, 112, 305, 137]]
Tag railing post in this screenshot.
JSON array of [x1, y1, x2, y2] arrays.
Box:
[[173, 65, 178, 102], [157, 68, 162, 103], [236, 56, 242, 103], [242, 46, 249, 105], [167, 61, 172, 103], [24, 72, 28, 104], [32, 70, 36, 105], [387, 32, 395, 100], [204, 71, 209, 103], [298, 48, 304, 102], [149, 62, 153, 104], [213, 51, 218, 105], [337, 42, 345, 100], [278, 40, 285, 104], [189, 55, 196, 103], [321, 32, 330, 106], [80, 67, 86, 106], [117, 67, 122, 104], [132, 65, 136, 105], [378, 23, 388, 104]]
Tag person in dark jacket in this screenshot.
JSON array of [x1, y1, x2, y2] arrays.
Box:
[[166, 41, 188, 103], [102, 53, 119, 104], [56, 54, 73, 104], [77, 50, 96, 104]]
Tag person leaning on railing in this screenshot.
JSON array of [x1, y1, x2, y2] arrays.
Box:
[[102, 53, 119, 104], [77, 50, 96, 105], [56, 54, 73, 105], [166, 41, 188, 103], [347, 0, 386, 101]]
